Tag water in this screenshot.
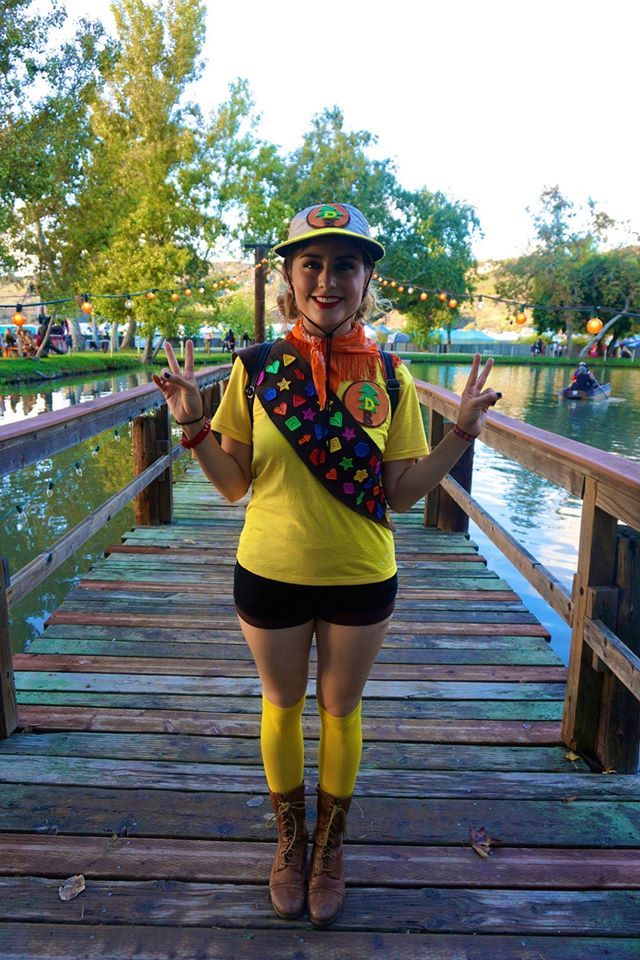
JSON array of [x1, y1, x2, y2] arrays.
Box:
[[0, 368, 177, 653], [1, 362, 639, 660], [409, 360, 640, 663]]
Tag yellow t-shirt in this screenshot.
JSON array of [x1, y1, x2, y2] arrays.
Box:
[[211, 355, 428, 585]]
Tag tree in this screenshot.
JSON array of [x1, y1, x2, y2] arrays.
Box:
[[0, 1, 113, 274], [279, 107, 399, 233], [575, 249, 640, 355], [495, 187, 617, 354], [381, 188, 481, 348]]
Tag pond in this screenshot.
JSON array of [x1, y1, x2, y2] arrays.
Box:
[[1, 361, 638, 661]]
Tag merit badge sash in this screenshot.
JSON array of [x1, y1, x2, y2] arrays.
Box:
[[254, 340, 392, 527]]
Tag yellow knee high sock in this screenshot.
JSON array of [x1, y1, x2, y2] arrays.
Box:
[[260, 694, 305, 794], [317, 700, 362, 799]]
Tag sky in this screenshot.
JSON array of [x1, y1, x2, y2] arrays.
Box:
[[62, 0, 640, 261]]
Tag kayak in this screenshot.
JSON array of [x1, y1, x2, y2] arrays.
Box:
[[561, 382, 611, 400]]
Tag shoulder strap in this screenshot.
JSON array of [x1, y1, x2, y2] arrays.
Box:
[[379, 349, 400, 419], [235, 341, 273, 422]]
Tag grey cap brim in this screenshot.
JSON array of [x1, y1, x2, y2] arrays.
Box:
[[273, 228, 385, 262]]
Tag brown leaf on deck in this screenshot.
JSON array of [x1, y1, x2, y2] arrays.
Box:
[[58, 875, 86, 901], [564, 751, 581, 763], [561, 796, 578, 803], [470, 826, 502, 858]]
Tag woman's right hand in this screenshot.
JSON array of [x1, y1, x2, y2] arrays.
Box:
[[152, 340, 204, 425]]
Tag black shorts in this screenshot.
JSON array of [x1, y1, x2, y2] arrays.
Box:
[[234, 563, 397, 629]]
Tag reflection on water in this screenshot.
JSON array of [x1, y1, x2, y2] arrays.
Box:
[[0, 369, 153, 428], [411, 361, 640, 663]]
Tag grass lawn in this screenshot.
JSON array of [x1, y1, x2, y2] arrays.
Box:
[[398, 352, 639, 369], [0, 350, 233, 385]]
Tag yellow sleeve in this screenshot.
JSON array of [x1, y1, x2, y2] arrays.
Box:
[[210, 357, 252, 444], [383, 363, 429, 461]]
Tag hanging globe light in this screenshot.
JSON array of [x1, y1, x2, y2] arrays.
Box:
[[587, 317, 603, 335]]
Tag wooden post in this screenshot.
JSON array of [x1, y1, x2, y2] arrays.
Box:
[[595, 527, 640, 772], [254, 244, 267, 343], [0, 558, 17, 739], [425, 413, 474, 533], [562, 477, 618, 761], [132, 407, 173, 525], [425, 409, 444, 527]]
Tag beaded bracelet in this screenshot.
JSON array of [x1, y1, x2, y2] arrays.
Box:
[[452, 424, 477, 443], [180, 418, 211, 449]]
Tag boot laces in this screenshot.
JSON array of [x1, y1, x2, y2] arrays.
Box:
[[267, 798, 306, 862], [316, 803, 348, 872]]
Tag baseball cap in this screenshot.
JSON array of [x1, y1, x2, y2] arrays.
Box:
[[273, 202, 385, 262]]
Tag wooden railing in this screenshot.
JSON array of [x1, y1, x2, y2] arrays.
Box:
[[0, 363, 231, 738], [416, 378, 640, 773]]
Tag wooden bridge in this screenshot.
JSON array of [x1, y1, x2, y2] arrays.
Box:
[[0, 364, 639, 958]]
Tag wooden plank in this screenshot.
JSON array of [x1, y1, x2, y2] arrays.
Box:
[[16, 706, 563, 743], [0, 732, 581, 772], [0, 756, 635, 798], [37, 622, 554, 650], [25, 637, 562, 666], [16, 691, 565, 720], [1, 926, 638, 960], [13, 672, 566, 701], [2, 785, 638, 846], [0, 877, 639, 933], [45, 611, 550, 635], [12, 655, 567, 683], [1, 835, 638, 887]]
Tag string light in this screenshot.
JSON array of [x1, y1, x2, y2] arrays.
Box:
[[477, 296, 484, 311], [448, 298, 458, 309], [124, 298, 134, 310], [12, 305, 26, 326], [184, 288, 192, 297], [170, 292, 180, 303], [46, 481, 55, 498], [81, 294, 93, 315]]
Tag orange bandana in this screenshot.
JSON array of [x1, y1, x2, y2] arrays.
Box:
[[285, 318, 399, 409]]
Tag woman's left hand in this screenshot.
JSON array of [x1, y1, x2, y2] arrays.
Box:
[[456, 354, 501, 437]]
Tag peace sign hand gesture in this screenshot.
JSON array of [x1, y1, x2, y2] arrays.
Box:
[[152, 340, 204, 426], [456, 354, 501, 438]]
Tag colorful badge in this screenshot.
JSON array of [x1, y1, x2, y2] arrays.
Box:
[[306, 203, 350, 229], [342, 381, 389, 428]]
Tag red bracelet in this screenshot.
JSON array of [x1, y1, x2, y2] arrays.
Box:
[[180, 418, 211, 449], [452, 424, 477, 443]]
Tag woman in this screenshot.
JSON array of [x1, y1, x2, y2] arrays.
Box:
[[153, 202, 500, 927]]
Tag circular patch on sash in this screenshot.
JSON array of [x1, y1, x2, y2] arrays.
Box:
[[342, 381, 389, 428], [307, 203, 350, 229]]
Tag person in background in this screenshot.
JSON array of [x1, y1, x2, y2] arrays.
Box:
[[227, 329, 236, 352], [202, 323, 213, 355], [241, 331, 251, 348], [571, 361, 599, 390], [152, 202, 500, 928]]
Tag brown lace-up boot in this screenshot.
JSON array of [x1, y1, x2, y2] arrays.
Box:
[[267, 783, 308, 919], [307, 786, 352, 927]]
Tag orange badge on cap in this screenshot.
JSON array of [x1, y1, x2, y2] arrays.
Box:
[[342, 381, 389, 428], [307, 203, 350, 229]]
